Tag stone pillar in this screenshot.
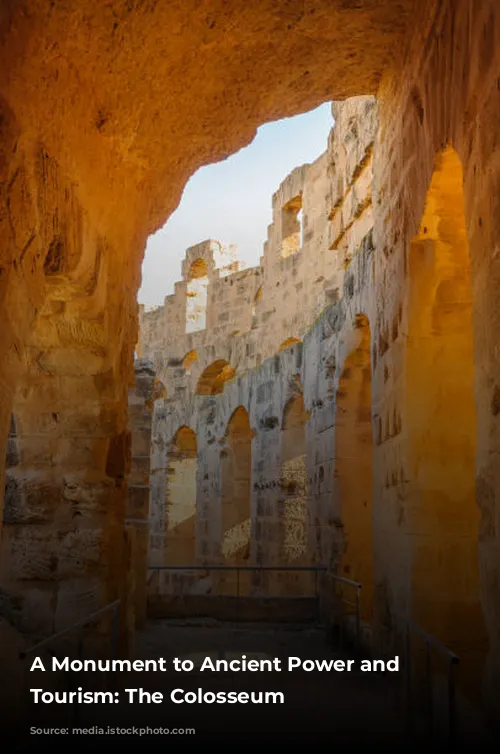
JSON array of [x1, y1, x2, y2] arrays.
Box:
[[308, 399, 337, 568], [195, 399, 221, 567], [149, 402, 168, 566], [0, 368, 130, 640], [252, 417, 282, 594], [0, 127, 139, 654], [127, 359, 159, 628]]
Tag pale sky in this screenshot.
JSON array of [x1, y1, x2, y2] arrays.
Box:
[[138, 102, 333, 309]]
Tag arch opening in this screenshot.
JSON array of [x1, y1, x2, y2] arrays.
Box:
[[406, 145, 487, 696], [186, 259, 209, 333], [220, 407, 252, 594], [334, 314, 374, 622], [196, 360, 235, 396], [182, 349, 198, 373], [278, 392, 309, 593], [278, 337, 301, 352], [281, 194, 303, 258], [164, 426, 197, 567], [251, 285, 263, 326]]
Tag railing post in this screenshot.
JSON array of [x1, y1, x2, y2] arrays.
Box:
[[426, 641, 433, 739], [406, 623, 413, 738], [355, 586, 361, 651], [73, 626, 85, 728], [448, 658, 458, 746], [77, 626, 85, 660], [314, 569, 319, 623], [339, 586, 344, 649], [111, 603, 119, 661]]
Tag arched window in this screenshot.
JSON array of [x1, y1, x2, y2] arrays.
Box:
[[278, 337, 301, 352], [406, 146, 487, 697], [281, 195, 303, 258], [196, 360, 235, 396], [186, 259, 209, 333], [182, 349, 198, 373], [164, 426, 197, 565], [221, 408, 252, 561], [219, 407, 253, 595], [280, 392, 308, 563], [334, 314, 374, 622]]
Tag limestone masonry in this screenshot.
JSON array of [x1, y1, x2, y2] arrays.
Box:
[[138, 97, 376, 601], [1, 0, 500, 737]]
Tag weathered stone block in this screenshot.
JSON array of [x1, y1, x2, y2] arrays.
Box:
[[127, 484, 150, 516]]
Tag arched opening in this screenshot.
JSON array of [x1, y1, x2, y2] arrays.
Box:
[[196, 360, 235, 396], [279, 391, 309, 593], [186, 258, 209, 333], [406, 146, 487, 696], [153, 377, 167, 401], [334, 314, 374, 623], [281, 194, 303, 258], [220, 407, 252, 594], [182, 349, 198, 373], [165, 426, 197, 566], [251, 286, 263, 326], [278, 337, 301, 352]]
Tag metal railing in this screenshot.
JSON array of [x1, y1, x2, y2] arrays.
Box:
[[148, 563, 326, 593], [148, 564, 327, 622], [322, 572, 362, 650], [402, 617, 459, 745], [19, 600, 120, 661], [19, 600, 121, 727], [148, 564, 365, 642]]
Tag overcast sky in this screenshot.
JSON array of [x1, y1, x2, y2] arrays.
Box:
[[138, 102, 333, 309]]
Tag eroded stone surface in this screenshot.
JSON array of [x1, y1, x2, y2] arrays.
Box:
[[1, 0, 500, 733], [140, 96, 375, 599]]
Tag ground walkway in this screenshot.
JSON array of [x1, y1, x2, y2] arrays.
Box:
[[17, 619, 498, 747], [124, 620, 406, 744]]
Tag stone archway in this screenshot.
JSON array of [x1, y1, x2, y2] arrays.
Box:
[[334, 314, 374, 623], [279, 390, 310, 595], [186, 259, 209, 333], [165, 426, 198, 566], [406, 146, 488, 698], [0, 0, 418, 656], [182, 349, 198, 373], [279, 337, 301, 352], [196, 360, 236, 396], [219, 407, 252, 594]]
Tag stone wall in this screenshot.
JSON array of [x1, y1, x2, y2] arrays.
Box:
[[138, 98, 376, 397], [140, 98, 376, 597], [1, 0, 500, 731], [140, 16, 500, 719], [0, 0, 411, 652], [126, 359, 166, 631]]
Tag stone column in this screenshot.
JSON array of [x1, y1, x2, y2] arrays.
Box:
[[149, 402, 168, 567], [127, 359, 161, 628], [252, 420, 282, 594], [0, 367, 130, 641]]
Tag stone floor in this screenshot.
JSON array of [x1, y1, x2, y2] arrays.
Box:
[[133, 619, 406, 744]]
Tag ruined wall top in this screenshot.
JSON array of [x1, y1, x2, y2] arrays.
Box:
[[181, 240, 241, 282], [138, 96, 378, 402]]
